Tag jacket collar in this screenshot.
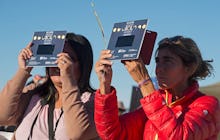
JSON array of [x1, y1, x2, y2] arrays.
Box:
[[160, 81, 199, 107]]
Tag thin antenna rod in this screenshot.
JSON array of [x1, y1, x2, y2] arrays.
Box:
[[91, 1, 107, 48]]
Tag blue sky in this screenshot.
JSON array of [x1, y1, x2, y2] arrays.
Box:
[[0, 0, 219, 109]]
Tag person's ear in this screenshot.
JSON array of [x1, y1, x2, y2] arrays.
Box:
[[186, 64, 198, 77]]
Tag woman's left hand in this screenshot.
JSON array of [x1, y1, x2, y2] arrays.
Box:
[[122, 59, 155, 96], [122, 59, 149, 83], [56, 53, 75, 80]]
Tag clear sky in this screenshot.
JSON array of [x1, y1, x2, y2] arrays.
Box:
[[0, 0, 219, 109]]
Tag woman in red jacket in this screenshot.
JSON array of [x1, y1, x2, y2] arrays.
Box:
[[94, 35, 220, 140]]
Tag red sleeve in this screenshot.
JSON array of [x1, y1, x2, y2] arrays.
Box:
[[95, 87, 147, 140], [140, 91, 220, 139]]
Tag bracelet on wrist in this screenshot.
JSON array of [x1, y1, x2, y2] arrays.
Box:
[[138, 78, 151, 88]]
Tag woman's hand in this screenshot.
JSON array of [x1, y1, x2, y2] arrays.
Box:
[[18, 42, 33, 73], [95, 50, 113, 94], [121, 59, 149, 83], [122, 59, 155, 96], [56, 52, 76, 82]]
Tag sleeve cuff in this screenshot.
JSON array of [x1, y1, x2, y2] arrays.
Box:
[[140, 91, 166, 116], [95, 86, 118, 110]]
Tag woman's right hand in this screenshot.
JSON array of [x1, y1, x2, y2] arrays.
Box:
[[95, 50, 113, 94], [18, 42, 33, 73]]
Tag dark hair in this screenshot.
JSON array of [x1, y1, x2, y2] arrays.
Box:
[[28, 32, 95, 103], [65, 33, 95, 93], [155, 35, 213, 82]]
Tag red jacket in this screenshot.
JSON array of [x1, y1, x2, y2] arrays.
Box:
[[95, 82, 220, 140]]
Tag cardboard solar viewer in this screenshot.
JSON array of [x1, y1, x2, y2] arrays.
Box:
[[26, 30, 67, 67], [107, 19, 157, 65]]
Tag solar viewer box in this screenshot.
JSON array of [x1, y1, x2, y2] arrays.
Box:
[[107, 19, 157, 65], [26, 30, 67, 67]]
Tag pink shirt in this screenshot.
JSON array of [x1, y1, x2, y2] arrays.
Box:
[[15, 92, 92, 140], [0, 69, 99, 140]]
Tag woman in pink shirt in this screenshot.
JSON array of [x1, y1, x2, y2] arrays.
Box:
[[0, 33, 99, 140]]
